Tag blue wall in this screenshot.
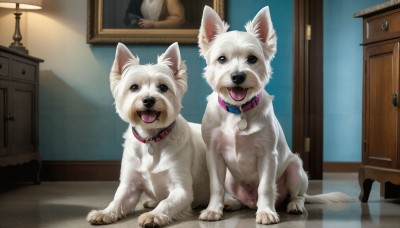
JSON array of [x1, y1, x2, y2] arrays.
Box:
[[39, 1, 294, 160], [323, 0, 386, 162]]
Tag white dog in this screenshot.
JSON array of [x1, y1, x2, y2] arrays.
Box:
[[87, 42, 209, 227], [197, 6, 352, 225]]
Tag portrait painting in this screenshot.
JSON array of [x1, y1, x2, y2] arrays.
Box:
[[87, 0, 225, 44]]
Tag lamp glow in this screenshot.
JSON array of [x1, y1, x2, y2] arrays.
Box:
[[0, 0, 42, 54]]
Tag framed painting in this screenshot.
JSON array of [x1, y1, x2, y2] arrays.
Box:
[[87, 0, 225, 44]]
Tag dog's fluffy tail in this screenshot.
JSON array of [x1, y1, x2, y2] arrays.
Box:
[[304, 192, 354, 204]]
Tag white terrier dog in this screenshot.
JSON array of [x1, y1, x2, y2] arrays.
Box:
[[87, 42, 209, 227], [198, 6, 352, 225]]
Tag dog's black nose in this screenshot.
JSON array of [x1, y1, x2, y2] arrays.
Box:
[[231, 72, 246, 85], [142, 97, 156, 108]]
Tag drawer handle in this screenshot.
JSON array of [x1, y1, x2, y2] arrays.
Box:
[[0, 63, 2, 69], [21, 69, 26, 75], [392, 93, 398, 107], [5, 114, 14, 121], [381, 20, 389, 31]]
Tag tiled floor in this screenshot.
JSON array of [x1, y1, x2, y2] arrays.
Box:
[[0, 173, 399, 228]]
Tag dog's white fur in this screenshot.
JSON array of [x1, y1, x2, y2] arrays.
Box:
[[86, 42, 209, 227], [198, 6, 352, 225]]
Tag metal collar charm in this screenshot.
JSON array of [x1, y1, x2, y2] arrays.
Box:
[[218, 93, 263, 130]]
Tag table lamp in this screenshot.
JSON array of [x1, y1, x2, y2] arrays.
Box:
[[0, 0, 42, 54]]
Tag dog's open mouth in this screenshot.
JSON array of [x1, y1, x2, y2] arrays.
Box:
[[137, 110, 161, 123], [228, 86, 248, 101]]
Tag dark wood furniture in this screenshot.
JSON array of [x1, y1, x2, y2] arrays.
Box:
[[355, 3, 400, 202], [0, 45, 43, 184]]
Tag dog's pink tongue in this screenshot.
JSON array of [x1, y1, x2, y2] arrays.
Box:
[[229, 87, 247, 101], [141, 111, 157, 123]]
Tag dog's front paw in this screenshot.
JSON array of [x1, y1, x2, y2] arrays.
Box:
[[199, 209, 222, 221], [256, 209, 279, 225], [86, 209, 119, 225], [138, 212, 169, 227], [287, 201, 305, 215]]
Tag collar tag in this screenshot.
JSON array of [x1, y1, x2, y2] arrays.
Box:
[[218, 93, 262, 130], [147, 144, 154, 155]]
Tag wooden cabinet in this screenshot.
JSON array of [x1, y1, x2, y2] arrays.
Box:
[[0, 46, 43, 184], [356, 5, 400, 202]]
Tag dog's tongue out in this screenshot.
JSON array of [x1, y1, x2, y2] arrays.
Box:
[[229, 87, 247, 101], [140, 111, 158, 123]]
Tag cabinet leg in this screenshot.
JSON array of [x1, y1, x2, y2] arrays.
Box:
[[33, 174, 41, 185], [359, 178, 374, 202], [382, 182, 400, 199], [32, 160, 41, 185]]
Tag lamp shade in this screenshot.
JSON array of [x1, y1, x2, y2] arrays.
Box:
[[0, 0, 42, 9]]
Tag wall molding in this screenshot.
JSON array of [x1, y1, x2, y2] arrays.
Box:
[[41, 161, 121, 181], [323, 162, 361, 173], [40, 161, 361, 181]]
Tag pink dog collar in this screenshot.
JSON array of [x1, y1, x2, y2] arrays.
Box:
[[132, 121, 176, 144], [218, 92, 263, 114]]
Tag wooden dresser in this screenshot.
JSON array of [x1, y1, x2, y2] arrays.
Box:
[[355, 2, 400, 202], [0, 45, 43, 184]]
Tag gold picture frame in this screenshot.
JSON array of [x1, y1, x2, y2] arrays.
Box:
[[87, 0, 225, 44]]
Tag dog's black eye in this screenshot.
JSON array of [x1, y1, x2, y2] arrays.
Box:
[[159, 84, 168, 93], [130, 84, 139, 92], [217, 56, 227, 64], [247, 55, 258, 64]]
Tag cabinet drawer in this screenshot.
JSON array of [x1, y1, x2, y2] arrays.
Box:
[[364, 8, 400, 43], [0, 56, 9, 77], [11, 60, 36, 82]]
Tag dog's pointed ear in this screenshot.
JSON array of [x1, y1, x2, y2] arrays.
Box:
[[245, 6, 277, 60], [158, 42, 188, 93], [198, 6, 229, 56], [110, 43, 139, 98], [158, 42, 181, 76]]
